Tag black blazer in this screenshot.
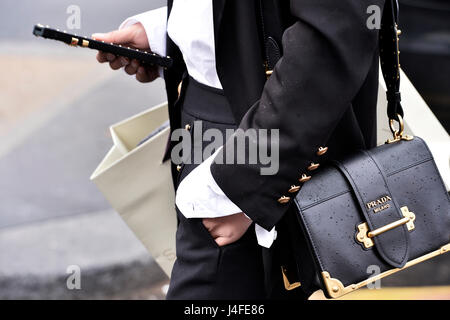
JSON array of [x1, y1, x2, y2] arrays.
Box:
[[164, 0, 384, 231]]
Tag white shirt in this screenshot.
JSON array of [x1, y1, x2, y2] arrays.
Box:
[[120, 2, 277, 248]]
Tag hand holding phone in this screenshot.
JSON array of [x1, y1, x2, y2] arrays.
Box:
[[93, 23, 160, 83], [33, 23, 172, 83]]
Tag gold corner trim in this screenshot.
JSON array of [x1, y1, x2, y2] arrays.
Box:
[[321, 243, 450, 299], [281, 266, 301, 291]]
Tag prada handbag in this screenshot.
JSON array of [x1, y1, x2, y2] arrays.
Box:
[[288, 2, 450, 298]]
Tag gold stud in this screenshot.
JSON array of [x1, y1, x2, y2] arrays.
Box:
[[288, 185, 301, 193], [308, 162, 320, 171], [176, 165, 182, 172], [316, 146, 328, 156], [299, 174, 311, 183], [185, 124, 191, 131], [278, 196, 290, 204], [70, 37, 78, 46], [397, 29, 402, 36]]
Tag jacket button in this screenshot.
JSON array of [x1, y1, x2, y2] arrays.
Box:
[[185, 124, 191, 131], [308, 162, 320, 171], [277, 196, 291, 204], [299, 174, 311, 183], [288, 185, 301, 193], [317, 146, 328, 156], [176, 165, 182, 172]]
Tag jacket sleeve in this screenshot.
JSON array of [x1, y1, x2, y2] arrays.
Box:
[[210, 0, 385, 231]]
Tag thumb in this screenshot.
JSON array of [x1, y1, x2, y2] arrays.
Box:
[[92, 29, 131, 44]]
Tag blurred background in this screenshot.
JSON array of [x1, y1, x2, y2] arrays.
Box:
[[0, 0, 448, 300]]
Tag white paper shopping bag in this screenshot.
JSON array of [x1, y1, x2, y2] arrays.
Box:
[[90, 102, 176, 277]]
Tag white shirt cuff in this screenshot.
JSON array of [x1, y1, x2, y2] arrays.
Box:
[[175, 148, 277, 248], [119, 6, 168, 78]]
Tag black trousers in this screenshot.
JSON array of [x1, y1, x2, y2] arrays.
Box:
[[166, 77, 266, 300]]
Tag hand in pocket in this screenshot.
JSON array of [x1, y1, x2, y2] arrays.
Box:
[[202, 213, 252, 247]]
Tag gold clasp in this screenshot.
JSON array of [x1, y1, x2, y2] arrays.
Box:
[[281, 266, 301, 290], [356, 206, 415, 249], [386, 113, 413, 144]]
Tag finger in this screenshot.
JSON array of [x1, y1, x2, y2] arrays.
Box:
[[92, 28, 132, 45], [96, 51, 108, 63], [202, 218, 215, 231], [136, 67, 152, 83], [215, 236, 232, 247], [109, 58, 124, 70], [146, 68, 159, 82], [137, 66, 159, 83], [125, 63, 138, 75], [104, 53, 115, 62], [119, 56, 130, 66]]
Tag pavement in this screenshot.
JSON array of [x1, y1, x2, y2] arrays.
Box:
[[0, 0, 448, 300], [0, 0, 170, 299]]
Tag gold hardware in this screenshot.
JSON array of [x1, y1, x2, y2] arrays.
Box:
[[281, 266, 301, 290], [401, 206, 416, 231], [368, 216, 410, 238], [288, 185, 301, 193], [317, 146, 328, 156], [386, 113, 414, 144], [176, 165, 182, 172], [264, 61, 273, 78], [322, 243, 449, 299], [356, 206, 416, 249], [308, 162, 320, 171], [299, 174, 311, 183], [70, 37, 78, 46], [82, 40, 89, 47], [185, 124, 191, 131], [394, 24, 402, 79], [366, 195, 392, 210], [278, 196, 290, 204], [356, 223, 374, 249]]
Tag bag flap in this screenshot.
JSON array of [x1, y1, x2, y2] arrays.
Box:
[[333, 150, 410, 268]]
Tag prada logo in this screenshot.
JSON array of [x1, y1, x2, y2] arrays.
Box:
[[366, 195, 392, 213]]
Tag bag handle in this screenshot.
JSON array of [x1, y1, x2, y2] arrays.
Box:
[[259, 0, 406, 139]]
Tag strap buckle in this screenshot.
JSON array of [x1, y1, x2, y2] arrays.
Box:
[[386, 113, 414, 144]]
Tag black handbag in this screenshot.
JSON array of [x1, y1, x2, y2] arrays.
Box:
[[260, 0, 450, 298]]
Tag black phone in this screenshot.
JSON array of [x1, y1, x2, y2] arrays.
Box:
[[32, 24, 173, 69]]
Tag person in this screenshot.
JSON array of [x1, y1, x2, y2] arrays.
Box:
[[93, 0, 385, 299]]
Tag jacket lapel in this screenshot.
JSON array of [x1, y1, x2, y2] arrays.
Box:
[[212, 0, 226, 50]]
